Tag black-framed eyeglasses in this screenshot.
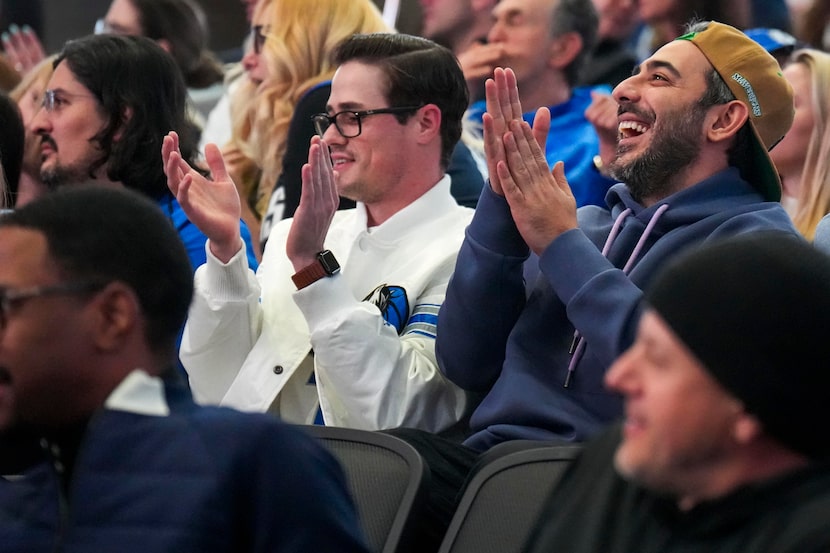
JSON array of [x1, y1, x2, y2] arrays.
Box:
[[0, 281, 106, 327], [251, 25, 269, 55], [311, 106, 423, 139]]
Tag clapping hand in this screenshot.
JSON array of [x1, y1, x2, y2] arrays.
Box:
[[285, 136, 339, 272], [162, 131, 243, 263], [483, 67, 577, 255]]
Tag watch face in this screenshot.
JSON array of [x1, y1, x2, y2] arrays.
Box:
[[318, 250, 341, 275]]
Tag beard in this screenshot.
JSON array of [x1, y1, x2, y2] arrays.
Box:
[[609, 102, 709, 204], [39, 140, 101, 191], [41, 163, 94, 190]]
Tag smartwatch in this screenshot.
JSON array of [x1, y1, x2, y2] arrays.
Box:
[[291, 250, 341, 290]]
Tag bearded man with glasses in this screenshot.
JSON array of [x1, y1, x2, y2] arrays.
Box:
[[162, 33, 476, 436]]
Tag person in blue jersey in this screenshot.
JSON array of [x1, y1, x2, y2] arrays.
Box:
[[163, 33, 475, 434], [465, 0, 617, 207], [30, 34, 258, 272], [0, 185, 368, 553], [391, 20, 802, 551]]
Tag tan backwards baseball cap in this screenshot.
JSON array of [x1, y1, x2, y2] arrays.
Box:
[[676, 21, 794, 202]]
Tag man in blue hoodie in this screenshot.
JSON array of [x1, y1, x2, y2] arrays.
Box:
[[393, 20, 801, 551]]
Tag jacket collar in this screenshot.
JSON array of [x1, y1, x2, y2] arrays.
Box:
[[104, 370, 169, 417]]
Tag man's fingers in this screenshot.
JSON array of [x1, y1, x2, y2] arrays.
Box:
[[309, 138, 338, 207], [164, 150, 187, 195], [531, 107, 551, 152], [204, 143, 229, 181], [161, 134, 175, 168], [511, 120, 548, 182], [504, 68, 522, 121], [482, 112, 505, 195], [318, 139, 338, 205], [161, 131, 180, 163], [164, 148, 179, 184], [496, 159, 519, 198], [495, 68, 513, 123], [520, 119, 550, 173], [551, 161, 570, 194]]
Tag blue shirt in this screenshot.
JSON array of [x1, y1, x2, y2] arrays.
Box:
[[467, 86, 615, 208], [157, 192, 258, 272], [437, 168, 798, 451]]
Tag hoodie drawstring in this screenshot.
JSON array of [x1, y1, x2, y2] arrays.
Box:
[[564, 203, 670, 387]]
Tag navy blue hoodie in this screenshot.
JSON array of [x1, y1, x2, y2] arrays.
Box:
[[437, 167, 799, 451]]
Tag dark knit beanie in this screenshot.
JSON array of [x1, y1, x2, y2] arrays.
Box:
[[646, 232, 830, 459]]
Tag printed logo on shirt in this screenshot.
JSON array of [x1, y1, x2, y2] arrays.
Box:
[[363, 284, 410, 334]]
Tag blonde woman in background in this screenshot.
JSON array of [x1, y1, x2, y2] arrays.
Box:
[[224, 0, 389, 253], [8, 55, 52, 206], [771, 48, 830, 240]]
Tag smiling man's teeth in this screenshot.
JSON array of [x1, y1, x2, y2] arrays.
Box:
[[618, 121, 649, 135]]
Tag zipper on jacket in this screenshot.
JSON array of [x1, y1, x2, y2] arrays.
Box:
[[41, 411, 96, 552], [41, 438, 69, 553]]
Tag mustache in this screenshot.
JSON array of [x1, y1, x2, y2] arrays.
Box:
[[617, 104, 655, 123], [39, 134, 57, 151]]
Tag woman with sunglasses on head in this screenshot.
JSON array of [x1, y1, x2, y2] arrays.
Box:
[[221, 0, 389, 255]]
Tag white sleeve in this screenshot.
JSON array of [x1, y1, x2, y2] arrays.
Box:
[[180, 242, 263, 404], [294, 269, 468, 433]]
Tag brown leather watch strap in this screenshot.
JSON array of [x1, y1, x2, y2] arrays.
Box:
[[291, 259, 327, 290]]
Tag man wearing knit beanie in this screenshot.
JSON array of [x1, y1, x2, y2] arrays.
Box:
[[525, 232, 830, 553]]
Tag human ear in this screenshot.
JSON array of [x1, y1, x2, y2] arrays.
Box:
[[548, 32, 583, 70], [112, 106, 133, 142], [89, 282, 139, 352], [707, 100, 749, 144], [414, 104, 442, 145]]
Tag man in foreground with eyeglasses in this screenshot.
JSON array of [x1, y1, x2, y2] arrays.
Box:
[[0, 185, 370, 552], [162, 33, 475, 434]]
